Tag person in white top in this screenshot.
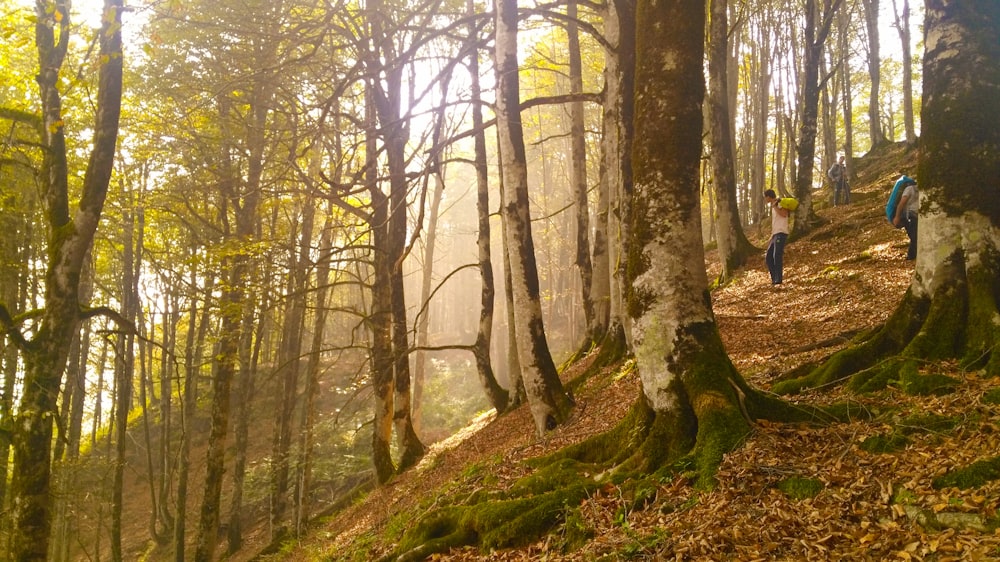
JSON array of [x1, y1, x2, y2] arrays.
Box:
[[763, 189, 790, 285]]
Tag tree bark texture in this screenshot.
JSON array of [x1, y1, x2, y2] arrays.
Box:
[[9, 0, 122, 558], [466, 0, 509, 412], [862, 0, 886, 148], [708, 0, 757, 283], [792, 0, 842, 236], [495, 0, 574, 436], [567, 0, 596, 341]]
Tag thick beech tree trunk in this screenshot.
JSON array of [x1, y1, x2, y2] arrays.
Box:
[[628, 0, 753, 479], [495, 0, 574, 436], [774, 0, 1000, 394]]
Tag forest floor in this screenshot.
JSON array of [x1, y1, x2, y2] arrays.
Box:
[[263, 142, 1000, 561]]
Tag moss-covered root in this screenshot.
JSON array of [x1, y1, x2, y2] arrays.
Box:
[[391, 483, 596, 561], [964, 254, 1000, 376], [771, 289, 929, 395], [932, 456, 1000, 490], [531, 396, 654, 469]]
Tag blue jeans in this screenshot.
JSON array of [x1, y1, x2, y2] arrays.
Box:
[[904, 211, 918, 260], [766, 233, 788, 284]]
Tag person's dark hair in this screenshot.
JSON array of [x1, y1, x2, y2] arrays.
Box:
[[764, 189, 776, 198]]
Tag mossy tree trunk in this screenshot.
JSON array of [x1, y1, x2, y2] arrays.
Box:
[[5, 0, 123, 558], [495, 0, 574, 436], [386, 4, 832, 558], [773, 0, 1000, 395], [628, 0, 755, 483]]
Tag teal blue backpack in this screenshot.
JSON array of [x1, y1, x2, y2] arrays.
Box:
[[886, 175, 915, 226]]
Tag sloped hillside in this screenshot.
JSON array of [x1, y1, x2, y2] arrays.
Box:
[[262, 142, 1000, 561]]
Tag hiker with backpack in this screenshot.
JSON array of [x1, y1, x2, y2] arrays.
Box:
[[827, 155, 849, 205], [763, 189, 791, 285], [890, 177, 919, 260]]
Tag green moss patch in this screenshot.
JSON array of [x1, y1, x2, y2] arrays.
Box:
[[859, 432, 910, 454], [932, 456, 1000, 490], [982, 388, 1000, 405], [899, 369, 960, 396], [776, 477, 824, 500]]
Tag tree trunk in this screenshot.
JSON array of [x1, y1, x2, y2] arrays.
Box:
[[413, 172, 443, 435], [891, 0, 916, 144], [495, 0, 574, 436], [567, 0, 595, 342], [626, 0, 823, 481], [174, 270, 213, 562], [366, 86, 396, 485], [366, 0, 426, 472], [862, 0, 885, 149], [111, 203, 140, 561], [750, 17, 771, 225], [792, 0, 842, 237], [594, 0, 633, 347], [293, 209, 333, 533], [7, 0, 123, 557], [193, 87, 265, 559], [838, 3, 856, 183], [465, 0, 510, 412], [708, 0, 758, 283], [270, 205, 310, 533], [774, 0, 1000, 394]]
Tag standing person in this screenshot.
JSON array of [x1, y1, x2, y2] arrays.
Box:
[[893, 179, 919, 260], [763, 189, 790, 285], [827, 155, 849, 205]]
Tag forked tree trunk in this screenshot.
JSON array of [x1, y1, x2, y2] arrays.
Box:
[[791, 0, 843, 237], [495, 0, 574, 436], [6, 0, 123, 558], [774, 0, 1000, 394]]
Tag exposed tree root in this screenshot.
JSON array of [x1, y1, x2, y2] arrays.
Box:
[[385, 349, 848, 561], [774, 250, 1000, 395]]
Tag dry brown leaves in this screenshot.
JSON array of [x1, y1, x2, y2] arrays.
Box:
[[292, 151, 1000, 562]]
